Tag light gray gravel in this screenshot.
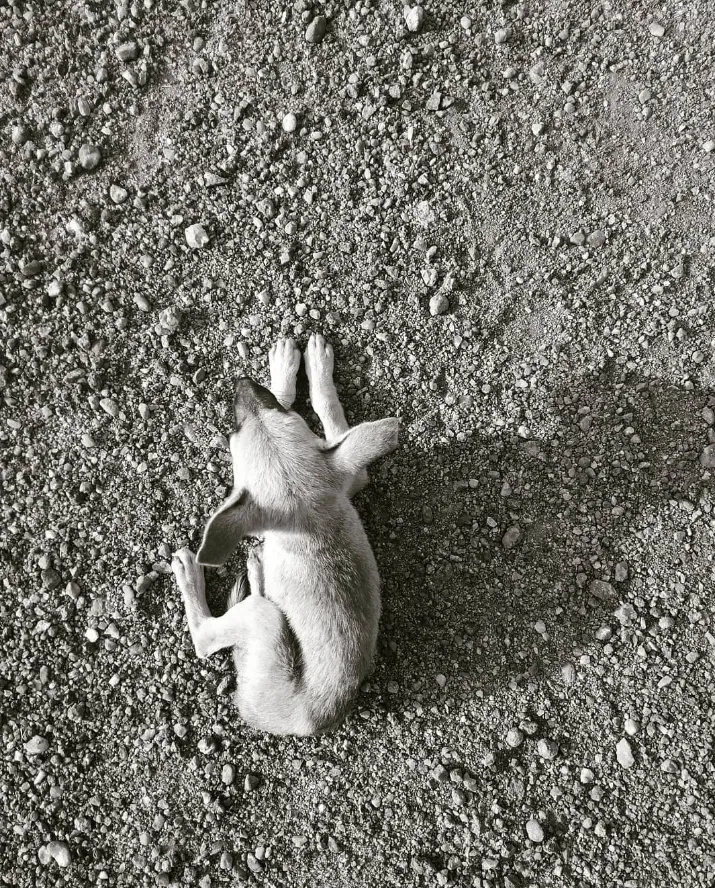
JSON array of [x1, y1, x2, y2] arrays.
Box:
[[1, 2, 714, 887]]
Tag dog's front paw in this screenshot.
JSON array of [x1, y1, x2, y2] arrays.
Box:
[[172, 548, 205, 599], [304, 333, 334, 393], [269, 338, 301, 408]]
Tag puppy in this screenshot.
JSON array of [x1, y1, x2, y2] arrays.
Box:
[[172, 334, 398, 735]]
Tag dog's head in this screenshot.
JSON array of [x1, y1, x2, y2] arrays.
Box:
[[196, 378, 398, 566]]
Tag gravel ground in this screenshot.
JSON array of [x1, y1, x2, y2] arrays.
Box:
[[2, 1, 715, 886]]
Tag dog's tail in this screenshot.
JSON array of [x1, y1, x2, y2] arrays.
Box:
[[227, 570, 249, 611]]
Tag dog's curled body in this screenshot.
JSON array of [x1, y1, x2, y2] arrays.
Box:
[[172, 335, 397, 736]]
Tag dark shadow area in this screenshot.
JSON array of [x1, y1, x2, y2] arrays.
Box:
[[358, 366, 712, 717]]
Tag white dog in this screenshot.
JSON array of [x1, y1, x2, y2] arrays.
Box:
[[172, 334, 398, 735]]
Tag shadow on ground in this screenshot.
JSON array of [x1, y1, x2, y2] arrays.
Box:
[[361, 367, 710, 712]]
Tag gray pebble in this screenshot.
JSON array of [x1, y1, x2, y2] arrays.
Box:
[[305, 15, 326, 44], [110, 184, 128, 204], [429, 292, 449, 316], [185, 223, 210, 249], [116, 41, 139, 62], [282, 113, 297, 133], [526, 819, 544, 842], [404, 6, 424, 32], [25, 735, 49, 755], [616, 738, 635, 769], [78, 144, 101, 171], [47, 841, 71, 867], [502, 526, 521, 549]]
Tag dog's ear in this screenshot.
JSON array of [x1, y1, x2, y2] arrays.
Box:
[[324, 418, 399, 474], [197, 490, 249, 566]]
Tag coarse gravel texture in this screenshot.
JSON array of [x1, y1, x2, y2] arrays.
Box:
[[1, 1, 714, 887]]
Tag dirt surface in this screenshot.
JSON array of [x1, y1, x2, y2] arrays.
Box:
[[2, 1, 715, 886]]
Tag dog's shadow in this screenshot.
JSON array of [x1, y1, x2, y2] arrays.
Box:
[[357, 366, 711, 722]]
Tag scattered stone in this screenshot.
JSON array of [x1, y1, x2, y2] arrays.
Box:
[[537, 739, 558, 760], [625, 718, 640, 736], [282, 113, 298, 133], [110, 184, 128, 204], [116, 41, 139, 62], [616, 738, 635, 769], [502, 526, 521, 549], [589, 580, 616, 600], [25, 735, 49, 755], [494, 28, 509, 44], [561, 662, 576, 685], [305, 15, 327, 43], [615, 561, 629, 582], [704, 140, 715, 153], [404, 5, 424, 32], [699, 445, 715, 468], [222, 764, 235, 785], [244, 773, 261, 791], [587, 230, 606, 248], [649, 22, 665, 37], [526, 819, 544, 843], [78, 144, 101, 171], [99, 398, 119, 418], [429, 292, 449, 316], [47, 841, 71, 867], [185, 223, 210, 249], [506, 728, 524, 748]]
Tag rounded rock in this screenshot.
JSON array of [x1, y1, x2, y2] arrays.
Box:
[[526, 819, 544, 843], [404, 5, 424, 32], [47, 841, 71, 867], [185, 223, 210, 249], [282, 113, 298, 133], [25, 735, 49, 755], [78, 144, 101, 171], [506, 728, 524, 748], [616, 738, 635, 769], [305, 15, 327, 44]]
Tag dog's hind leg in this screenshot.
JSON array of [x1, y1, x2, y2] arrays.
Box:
[[268, 337, 301, 409], [304, 332, 368, 495], [231, 596, 314, 735]]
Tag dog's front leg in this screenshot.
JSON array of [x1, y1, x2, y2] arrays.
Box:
[[268, 338, 301, 409], [305, 333, 368, 495], [172, 548, 214, 657]]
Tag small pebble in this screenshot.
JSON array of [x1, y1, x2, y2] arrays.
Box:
[[78, 144, 101, 171], [222, 764, 235, 785], [282, 113, 297, 133], [305, 15, 326, 43], [525, 819, 544, 843], [404, 5, 424, 32], [616, 738, 635, 769], [506, 728, 524, 748], [25, 735, 49, 755], [502, 526, 521, 549], [429, 293, 449, 316], [625, 718, 639, 736], [47, 841, 71, 867], [185, 223, 210, 249], [244, 773, 261, 791], [704, 140, 715, 153], [580, 768, 595, 783], [116, 41, 139, 62], [110, 184, 128, 204], [649, 22, 665, 37], [494, 28, 509, 44], [537, 739, 558, 760]]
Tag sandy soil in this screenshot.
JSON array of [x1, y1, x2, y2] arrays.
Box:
[[1, 1, 714, 886]]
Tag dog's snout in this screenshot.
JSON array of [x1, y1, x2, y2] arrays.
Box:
[[234, 377, 285, 425]]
